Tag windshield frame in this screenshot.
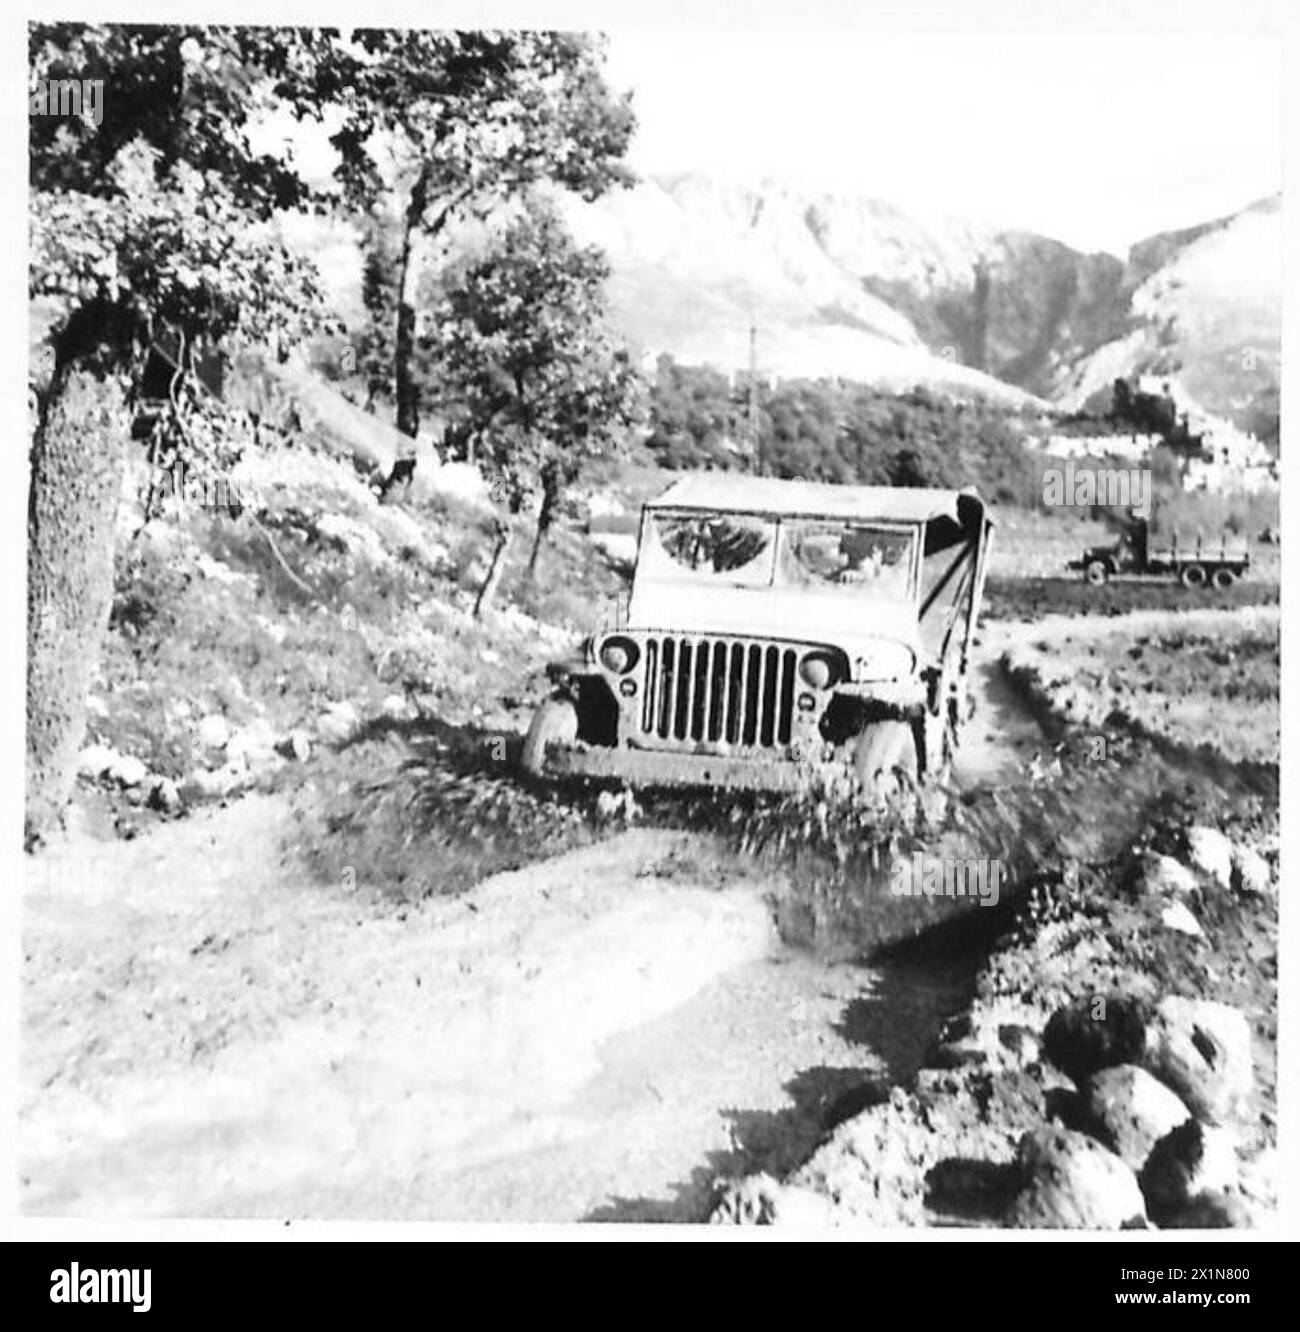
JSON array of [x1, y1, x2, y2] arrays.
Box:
[[634, 507, 922, 602]]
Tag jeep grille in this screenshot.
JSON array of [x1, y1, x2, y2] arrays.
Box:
[[639, 636, 798, 748]]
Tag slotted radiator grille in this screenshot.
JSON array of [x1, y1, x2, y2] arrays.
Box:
[[639, 637, 798, 748]]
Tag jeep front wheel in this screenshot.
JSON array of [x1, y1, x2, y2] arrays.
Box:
[[520, 696, 579, 777], [1084, 559, 1109, 586], [854, 720, 918, 799]]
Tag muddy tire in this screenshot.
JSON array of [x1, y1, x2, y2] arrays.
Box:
[[1084, 559, 1109, 586], [520, 696, 579, 778], [1212, 567, 1236, 589], [853, 720, 919, 799], [1180, 563, 1207, 588]]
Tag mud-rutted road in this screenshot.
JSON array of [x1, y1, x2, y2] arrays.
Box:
[[23, 628, 1051, 1222]]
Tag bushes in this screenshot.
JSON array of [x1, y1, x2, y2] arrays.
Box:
[[644, 359, 1045, 504]]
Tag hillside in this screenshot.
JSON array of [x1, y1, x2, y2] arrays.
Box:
[[561, 175, 1279, 435]]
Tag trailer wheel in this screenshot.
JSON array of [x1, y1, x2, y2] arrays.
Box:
[[1180, 563, 1207, 588], [520, 696, 579, 777], [1084, 559, 1109, 586], [1212, 568, 1236, 589]]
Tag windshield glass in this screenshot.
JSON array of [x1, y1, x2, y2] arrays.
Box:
[[778, 521, 914, 596], [639, 511, 777, 586]]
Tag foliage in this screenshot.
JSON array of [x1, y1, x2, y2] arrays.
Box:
[[646, 359, 1045, 505], [425, 198, 644, 508]]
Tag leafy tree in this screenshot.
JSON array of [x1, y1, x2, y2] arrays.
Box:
[[328, 30, 635, 455], [27, 23, 334, 842], [423, 198, 644, 615]]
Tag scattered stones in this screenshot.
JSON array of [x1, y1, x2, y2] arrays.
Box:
[[195, 713, 230, 751], [76, 744, 117, 778], [106, 753, 149, 788], [317, 701, 360, 744], [226, 718, 278, 770], [1042, 992, 1154, 1085], [1139, 853, 1198, 898], [596, 788, 640, 822], [1084, 1065, 1192, 1172], [1160, 901, 1204, 938], [1184, 826, 1233, 889], [1140, 1120, 1240, 1226], [1231, 844, 1272, 896], [1007, 1125, 1147, 1229], [1146, 996, 1252, 1126], [146, 777, 183, 815], [710, 1174, 839, 1226]]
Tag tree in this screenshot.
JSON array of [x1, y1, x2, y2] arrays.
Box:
[[423, 198, 644, 615], [27, 23, 334, 843], [329, 30, 634, 456]]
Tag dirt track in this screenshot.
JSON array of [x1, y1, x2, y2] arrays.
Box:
[[22, 624, 1053, 1222]]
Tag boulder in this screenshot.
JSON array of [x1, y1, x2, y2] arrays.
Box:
[[317, 701, 360, 744], [196, 713, 230, 751], [1160, 901, 1204, 938], [1184, 826, 1233, 889], [1140, 1121, 1240, 1226], [1139, 854, 1199, 897], [1042, 993, 1154, 1085], [107, 753, 149, 788], [1008, 1126, 1147, 1229], [76, 743, 117, 778], [226, 718, 279, 771], [710, 1174, 839, 1226], [1231, 844, 1272, 896], [1084, 1064, 1192, 1172], [1145, 997, 1252, 1126]]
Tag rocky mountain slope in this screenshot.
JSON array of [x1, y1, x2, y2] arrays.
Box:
[[564, 176, 1280, 434]]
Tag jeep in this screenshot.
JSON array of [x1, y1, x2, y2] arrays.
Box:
[[521, 475, 994, 797]]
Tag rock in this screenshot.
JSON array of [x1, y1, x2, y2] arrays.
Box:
[[1042, 993, 1154, 1085], [1084, 1065, 1192, 1172], [181, 764, 244, 803], [76, 743, 117, 778], [381, 693, 408, 720], [196, 713, 230, 751], [1160, 901, 1204, 938], [146, 777, 182, 814], [1231, 844, 1272, 896], [1184, 826, 1233, 888], [1139, 853, 1198, 897], [1140, 1121, 1240, 1226], [595, 788, 640, 822], [1008, 1125, 1147, 1229], [1145, 997, 1252, 1126], [317, 701, 360, 744], [710, 1174, 839, 1226], [226, 718, 278, 771], [107, 753, 149, 788]]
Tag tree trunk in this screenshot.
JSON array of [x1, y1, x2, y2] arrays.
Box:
[[473, 519, 512, 619], [394, 168, 429, 442], [26, 370, 127, 846]]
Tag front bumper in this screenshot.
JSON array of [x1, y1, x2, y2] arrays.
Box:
[[540, 741, 855, 793]]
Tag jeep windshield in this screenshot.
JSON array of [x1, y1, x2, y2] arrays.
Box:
[[639, 510, 916, 599], [639, 512, 777, 587], [777, 520, 914, 597]]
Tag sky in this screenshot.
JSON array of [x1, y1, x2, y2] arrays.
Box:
[[603, 30, 1282, 255]]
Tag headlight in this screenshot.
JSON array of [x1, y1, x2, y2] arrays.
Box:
[[599, 636, 639, 675], [798, 652, 840, 689]]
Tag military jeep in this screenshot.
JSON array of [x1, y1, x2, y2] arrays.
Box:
[[521, 475, 993, 797]]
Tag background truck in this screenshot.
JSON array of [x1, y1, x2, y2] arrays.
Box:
[[1068, 517, 1249, 588]]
